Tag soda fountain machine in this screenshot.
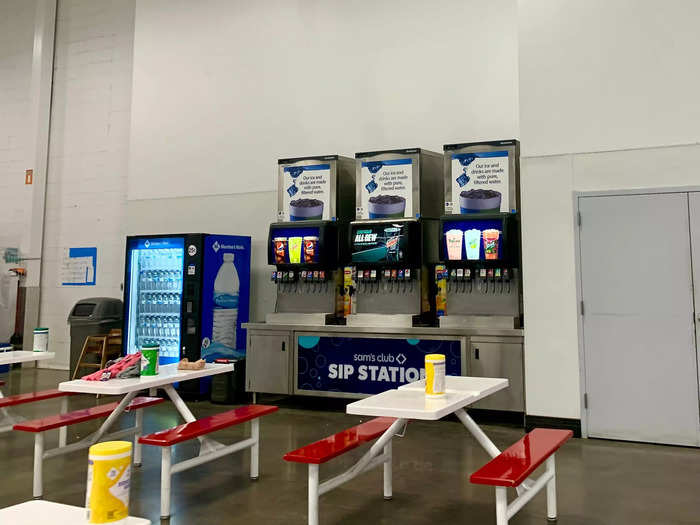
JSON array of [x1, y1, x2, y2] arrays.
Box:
[[345, 148, 442, 327], [266, 155, 355, 325], [436, 140, 523, 329]]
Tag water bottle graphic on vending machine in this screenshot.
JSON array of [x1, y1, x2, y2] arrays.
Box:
[[212, 253, 239, 349]]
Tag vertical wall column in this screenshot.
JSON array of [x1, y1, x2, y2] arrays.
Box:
[[21, 0, 57, 352]]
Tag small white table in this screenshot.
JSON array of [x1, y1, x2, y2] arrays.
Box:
[[344, 377, 534, 508], [59, 362, 234, 456], [0, 350, 55, 366], [0, 352, 56, 431], [0, 500, 150, 524], [347, 375, 510, 460]]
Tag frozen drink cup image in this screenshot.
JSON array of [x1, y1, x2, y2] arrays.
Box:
[[303, 236, 318, 263], [273, 237, 288, 264], [288, 236, 303, 264], [445, 229, 463, 260], [464, 229, 481, 260], [482, 229, 501, 260], [368, 195, 406, 218], [289, 198, 324, 221], [460, 189, 502, 213]]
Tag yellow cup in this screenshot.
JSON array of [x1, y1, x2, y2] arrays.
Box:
[[288, 236, 302, 264], [86, 441, 132, 523], [425, 354, 446, 397]]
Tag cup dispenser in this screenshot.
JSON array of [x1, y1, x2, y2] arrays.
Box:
[[344, 218, 438, 328], [436, 213, 522, 328], [266, 221, 344, 325]]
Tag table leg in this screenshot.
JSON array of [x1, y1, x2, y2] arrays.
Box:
[[455, 408, 535, 494], [162, 384, 224, 454], [87, 391, 138, 445], [0, 385, 26, 432]]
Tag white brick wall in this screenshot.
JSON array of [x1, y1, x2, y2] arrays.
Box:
[[39, 0, 135, 369], [0, 0, 36, 251]]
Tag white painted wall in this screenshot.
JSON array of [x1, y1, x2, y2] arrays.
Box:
[[519, 0, 700, 419], [0, 0, 37, 252], [38, 0, 135, 369], [128, 0, 519, 200], [519, 0, 700, 157]]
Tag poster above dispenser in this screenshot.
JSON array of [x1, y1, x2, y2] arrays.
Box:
[[357, 158, 414, 220], [280, 164, 331, 221], [443, 140, 520, 215]]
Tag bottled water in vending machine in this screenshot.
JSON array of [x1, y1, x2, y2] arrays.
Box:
[[212, 253, 239, 349]]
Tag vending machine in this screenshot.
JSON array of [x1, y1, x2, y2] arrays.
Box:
[[122, 233, 251, 365]]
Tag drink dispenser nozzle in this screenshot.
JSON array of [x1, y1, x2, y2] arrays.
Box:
[[479, 268, 487, 294], [486, 269, 495, 294], [465, 268, 473, 294], [494, 268, 503, 294], [503, 268, 512, 294]]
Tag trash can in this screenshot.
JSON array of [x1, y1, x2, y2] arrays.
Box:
[[211, 359, 246, 404], [67, 298, 123, 377]]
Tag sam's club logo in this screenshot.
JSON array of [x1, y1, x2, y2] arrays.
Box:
[[212, 241, 220, 253]]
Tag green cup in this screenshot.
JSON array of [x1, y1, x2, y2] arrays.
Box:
[[140, 344, 159, 376]]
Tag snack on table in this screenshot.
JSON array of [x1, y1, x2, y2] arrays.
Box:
[[177, 358, 206, 370]]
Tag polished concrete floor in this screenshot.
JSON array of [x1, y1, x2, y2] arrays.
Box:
[[1, 367, 699, 524]]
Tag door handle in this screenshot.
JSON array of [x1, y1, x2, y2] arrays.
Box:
[[474, 348, 479, 360], [281, 341, 286, 352]]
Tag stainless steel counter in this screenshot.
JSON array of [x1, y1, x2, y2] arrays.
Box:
[[243, 322, 523, 339]]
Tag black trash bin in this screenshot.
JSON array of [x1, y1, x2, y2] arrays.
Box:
[[211, 359, 246, 404], [67, 297, 123, 377]]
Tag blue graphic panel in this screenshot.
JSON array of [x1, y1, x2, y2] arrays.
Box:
[[297, 336, 461, 395], [200, 235, 251, 361], [442, 218, 504, 261]]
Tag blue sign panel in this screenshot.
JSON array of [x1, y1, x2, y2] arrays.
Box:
[[297, 336, 462, 395], [200, 235, 251, 361]]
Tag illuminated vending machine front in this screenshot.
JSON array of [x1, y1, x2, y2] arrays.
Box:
[[437, 139, 523, 329], [266, 155, 355, 325]]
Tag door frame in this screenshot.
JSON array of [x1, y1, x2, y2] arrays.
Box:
[[573, 185, 700, 439]]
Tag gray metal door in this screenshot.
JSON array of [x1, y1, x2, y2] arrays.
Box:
[[246, 333, 290, 394], [579, 193, 700, 446], [688, 193, 700, 414]]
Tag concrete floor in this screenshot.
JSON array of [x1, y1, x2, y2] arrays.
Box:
[[1, 367, 699, 524]]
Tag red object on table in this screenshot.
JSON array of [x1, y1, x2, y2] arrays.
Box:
[[139, 404, 278, 446], [13, 396, 164, 432], [470, 428, 573, 487], [284, 417, 397, 465]]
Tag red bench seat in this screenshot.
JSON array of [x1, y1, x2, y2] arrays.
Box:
[[13, 396, 164, 432], [139, 404, 278, 446], [284, 417, 396, 465], [470, 428, 573, 487], [0, 380, 5, 386], [0, 389, 73, 409]]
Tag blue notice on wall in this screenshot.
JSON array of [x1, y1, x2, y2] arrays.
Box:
[[297, 336, 462, 395], [60, 247, 97, 286]]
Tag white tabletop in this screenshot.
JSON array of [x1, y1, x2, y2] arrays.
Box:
[[0, 351, 55, 366], [347, 376, 508, 420], [399, 376, 508, 404], [59, 362, 234, 395], [0, 500, 150, 524]]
